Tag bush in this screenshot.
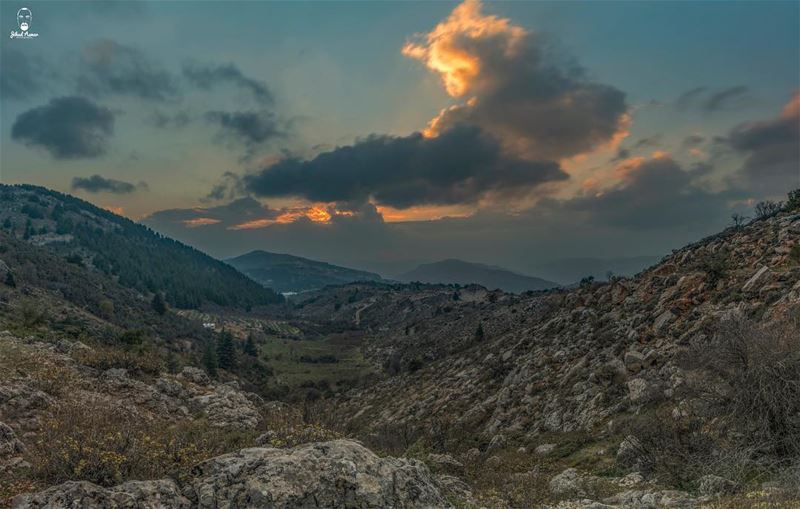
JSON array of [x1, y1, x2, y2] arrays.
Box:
[[28, 399, 254, 487], [683, 317, 800, 458], [786, 189, 800, 211], [74, 345, 164, 376], [754, 200, 783, 220]]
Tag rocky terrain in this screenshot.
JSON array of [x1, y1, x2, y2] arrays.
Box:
[[1, 186, 799, 508]]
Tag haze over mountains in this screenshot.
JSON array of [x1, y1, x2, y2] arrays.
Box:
[[227, 250, 383, 294], [397, 259, 559, 293]]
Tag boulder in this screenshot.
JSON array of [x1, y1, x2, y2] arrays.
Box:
[[14, 441, 451, 508], [535, 443, 557, 456], [549, 468, 599, 498], [13, 480, 189, 509], [179, 366, 210, 386], [697, 474, 737, 496]]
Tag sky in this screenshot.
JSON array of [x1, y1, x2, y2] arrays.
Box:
[[1, 0, 798, 279]]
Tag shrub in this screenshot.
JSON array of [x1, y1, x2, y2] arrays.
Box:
[[787, 189, 800, 211], [696, 249, 730, 284], [683, 317, 800, 458], [28, 399, 254, 487], [754, 200, 783, 220], [74, 345, 164, 376]]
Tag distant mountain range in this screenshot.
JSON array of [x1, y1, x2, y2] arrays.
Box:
[[530, 256, 661, 285], [397, 259, 559, 293], [227, 250, 383, 294]]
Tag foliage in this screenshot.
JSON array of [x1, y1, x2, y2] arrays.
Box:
[[151, 293, 167, 315], [754, 200, 783, 220], [475, 322, 485, 342], [216, 331, 236, 370], [74, 345, 164, 376], [697, 249, 730, 284], [787, 189, 800, 211], [27, 399, 255, 487], [4, 270, 16, 287], [243, 334, 258, 357], [203, 339, 218, 377], [5, 184, 283, 310]]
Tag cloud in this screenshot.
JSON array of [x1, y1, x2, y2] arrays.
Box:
[[726, 91, 799, 195], [204, 171, 243, 202], [243, 124, 567, 209], [11, 96, 115, 159], [183, 62, 273, 105], [675, 85, 753, 112], [72, 175, 146, 194], [145, 197, 280, 229], [682, 134, 706, 148], [78, 39, 177, 101], [205, 110, 284, 147], [403, 0, 628, 160], [545, 154, 739, 230]]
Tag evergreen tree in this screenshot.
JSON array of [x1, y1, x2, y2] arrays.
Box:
[[216, 331, 236, 370], [4, 271, 16, 288], [475, 322, 485, 342], [203, 340, 218, 377], [243, 334, 258, 357], [151, 293, 167, 315]]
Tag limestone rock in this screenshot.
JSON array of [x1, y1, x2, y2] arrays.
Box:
[[13, 480, 190, 509]]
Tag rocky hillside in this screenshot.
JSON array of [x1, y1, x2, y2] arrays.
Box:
[[306, 205, 800, 507], [227, 250, 383, 294]]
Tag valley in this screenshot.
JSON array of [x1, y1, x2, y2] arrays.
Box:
[[1, 184, 800, 508]]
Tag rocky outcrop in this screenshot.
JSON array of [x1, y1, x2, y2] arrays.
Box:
[[14, 440, 452, 509]]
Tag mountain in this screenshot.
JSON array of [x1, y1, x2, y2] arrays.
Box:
[[227, 250, 383, 293], [530, 255, 661, 285], [397, 258, 559, 293], [0, 184, 282, 309]]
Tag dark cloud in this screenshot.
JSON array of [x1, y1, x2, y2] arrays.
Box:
[[205, 110, 284, 147], [11, 96, 115, 159], [78, 39, 177, 101], [682, 134, 706, 148], [183, 62, 273, 105], [204, 171, 243, 202], [675, 87, 708, 111], [546, 156, 738, 230], [145, 197, 280, 228], [243, 124, 567, 208], [704, 86, 752, 112], [632, 135, 662, 149], [72, 175, 145, 194], [675, 86, 753, 112], [403, 1, 628, 161], [726, 92, 799, 194]]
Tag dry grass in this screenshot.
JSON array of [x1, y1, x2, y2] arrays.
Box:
[[27, 398, 254, 487]]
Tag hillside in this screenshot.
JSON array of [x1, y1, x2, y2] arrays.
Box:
[[2, 192, 800, 509], [227, 250, 383, 293], [0, 185, 282, 309], [298, 202, 800, 507], [398, 258, 559, 293]]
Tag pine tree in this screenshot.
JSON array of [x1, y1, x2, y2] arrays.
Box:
[[475, 322, 485, 342], [203, 340, 218, 377], [243, 334, 258, 357], [4, 271, 16, 288], [216, 331, 236, 370], [151, 293, 167, 315]]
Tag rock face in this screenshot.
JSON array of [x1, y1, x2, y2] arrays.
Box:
[[14, 440, 452, 509]]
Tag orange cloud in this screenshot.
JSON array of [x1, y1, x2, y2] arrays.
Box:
[[182, 217, 221, 228], [404, 0, 629, 163], [103, 205, 124, 216], [376, 204, 472, 222], [403, 0, 524, 98]]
